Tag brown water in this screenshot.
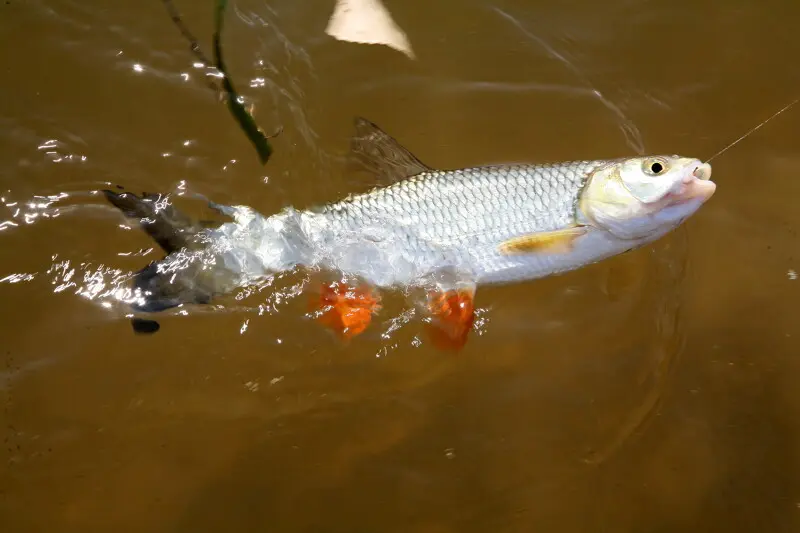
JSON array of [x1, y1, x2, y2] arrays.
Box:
[[2, 0, 800, 531]]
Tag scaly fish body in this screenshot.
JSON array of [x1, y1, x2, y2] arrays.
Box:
[[211, 161, 622, 287], [105, 117, 716, 346]]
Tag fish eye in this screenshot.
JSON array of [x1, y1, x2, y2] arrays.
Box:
[[642, 158, 668, 176]]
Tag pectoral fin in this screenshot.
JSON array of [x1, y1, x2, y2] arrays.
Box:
[[498, 226, 588, 255]]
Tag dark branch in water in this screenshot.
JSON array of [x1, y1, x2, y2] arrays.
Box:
[[213, 0, 276, 164], [162, 0, 214, 66], [161, 0, 220, 95], [161, 0, 279, 164]]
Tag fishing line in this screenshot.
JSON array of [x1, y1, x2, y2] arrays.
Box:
[[705, 97, 799, 163]]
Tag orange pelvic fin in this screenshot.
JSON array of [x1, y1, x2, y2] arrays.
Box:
[[425, 287, 476, 351], [315, 281, 381, 340]]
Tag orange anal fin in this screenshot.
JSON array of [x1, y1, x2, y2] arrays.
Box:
[[315, 282, 381, 340], [425, 289, 476, 351]]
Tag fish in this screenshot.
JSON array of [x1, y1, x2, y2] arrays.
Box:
[[104, 117, 716, 349]]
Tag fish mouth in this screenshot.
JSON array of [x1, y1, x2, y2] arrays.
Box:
[[664, 162, 716, 206]]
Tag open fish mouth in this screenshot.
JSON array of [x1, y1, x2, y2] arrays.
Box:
[[664, 162, 716, 206]]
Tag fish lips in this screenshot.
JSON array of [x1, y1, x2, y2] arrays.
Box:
[[663, 162, 716, 206]]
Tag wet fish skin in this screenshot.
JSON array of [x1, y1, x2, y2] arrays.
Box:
[[306, 160, 610, 285], [212, 156, 711, 288], [106, 119, 716, 319]]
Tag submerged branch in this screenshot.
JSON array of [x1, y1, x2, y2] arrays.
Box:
[[212, 0, 275, 164], [161, 0, 277, 165]]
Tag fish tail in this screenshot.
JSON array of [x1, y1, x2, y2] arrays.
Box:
[[103, 189, 217, 316], [104, 190, 314, 334], [127, 260, 214, 313], [102, 189, 200, 254]]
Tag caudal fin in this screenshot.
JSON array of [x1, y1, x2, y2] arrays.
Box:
[[103, 189, 216, 322], [102, 189, 202, 254]]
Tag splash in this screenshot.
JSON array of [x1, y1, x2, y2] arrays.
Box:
[[0, 188, 436, 350]]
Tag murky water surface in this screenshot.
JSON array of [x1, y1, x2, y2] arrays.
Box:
[[3, 0, 800, 531]]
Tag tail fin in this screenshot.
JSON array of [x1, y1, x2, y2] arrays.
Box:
[[103, 189, 215, 318], [102, 190, 202, 254]]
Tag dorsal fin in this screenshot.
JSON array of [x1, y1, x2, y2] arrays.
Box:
[[347, 117, 432, 184]]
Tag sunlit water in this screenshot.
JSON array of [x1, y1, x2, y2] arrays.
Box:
[[2, 0, 800, 532]]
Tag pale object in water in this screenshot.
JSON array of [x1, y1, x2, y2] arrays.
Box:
[[325, 0, 415, 59]]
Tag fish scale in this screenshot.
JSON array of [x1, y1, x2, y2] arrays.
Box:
[[297, 161, 609, 286]]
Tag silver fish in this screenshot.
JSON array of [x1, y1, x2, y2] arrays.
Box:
[[105, 118, 716, 345]]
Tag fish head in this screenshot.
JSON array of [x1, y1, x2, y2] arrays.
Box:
[[579, 155, 715, 240]]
